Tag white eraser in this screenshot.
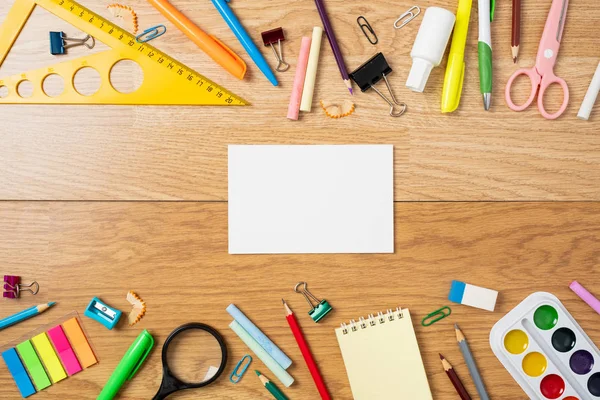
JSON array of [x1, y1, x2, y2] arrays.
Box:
[[448, 280, 498, 311]]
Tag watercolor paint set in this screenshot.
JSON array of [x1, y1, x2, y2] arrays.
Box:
[[490, 292, 600, 400]]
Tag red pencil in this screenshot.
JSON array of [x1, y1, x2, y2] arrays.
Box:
[[282, 299, 331, 400]]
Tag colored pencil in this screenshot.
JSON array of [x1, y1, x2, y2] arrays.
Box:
[[282, 299, 331, 400], [313, 0, 353, 95], [256, 370, 288, 400], [0, 302, 56, 330], [455, 324, 490, 400], [440, 353, 472, 400], [511, 0, 521, 63]]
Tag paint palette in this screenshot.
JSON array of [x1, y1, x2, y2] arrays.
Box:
[[491, 292, 600, 400]]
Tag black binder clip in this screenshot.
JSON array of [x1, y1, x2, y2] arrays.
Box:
[[349, 53, 407, 117]]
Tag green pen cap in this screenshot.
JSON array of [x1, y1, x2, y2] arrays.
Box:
[[97, 330, 154, 400]]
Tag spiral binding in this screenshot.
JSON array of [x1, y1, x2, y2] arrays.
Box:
[[340, 307, 404, 335]]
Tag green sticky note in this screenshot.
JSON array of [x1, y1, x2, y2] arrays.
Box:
[[16, 340, 51, 391]]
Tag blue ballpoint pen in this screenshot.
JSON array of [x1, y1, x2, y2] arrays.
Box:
[[210, 0, 278, 86]]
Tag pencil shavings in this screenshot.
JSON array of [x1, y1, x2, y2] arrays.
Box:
[[126, 290, 146, 326], [320, 100, 355, 119], [107, 4, 139, 34]]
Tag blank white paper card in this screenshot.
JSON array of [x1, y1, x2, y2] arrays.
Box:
[[228, 145, 394, 254]]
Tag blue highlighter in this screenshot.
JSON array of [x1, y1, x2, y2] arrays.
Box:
[[210, 0, 278, 86]]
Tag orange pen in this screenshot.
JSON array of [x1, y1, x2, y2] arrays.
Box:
[[147, 0, 246, 80]]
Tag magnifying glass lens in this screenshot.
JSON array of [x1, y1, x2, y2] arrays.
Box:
[[165, 329, 224, 384]]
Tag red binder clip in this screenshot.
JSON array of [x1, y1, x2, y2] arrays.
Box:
[[3, 275, 39, 298], [261, 27, 290, 72]]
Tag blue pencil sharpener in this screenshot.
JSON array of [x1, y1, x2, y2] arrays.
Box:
[[84, 297, 122, 330]]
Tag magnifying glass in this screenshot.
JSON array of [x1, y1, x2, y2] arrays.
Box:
[[153, 323, 228, 399]]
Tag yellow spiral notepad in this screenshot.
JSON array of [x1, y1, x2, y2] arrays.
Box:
[[335, 308, 433, 400]]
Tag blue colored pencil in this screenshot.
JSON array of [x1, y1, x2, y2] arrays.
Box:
[[0, 302, 56, 330]]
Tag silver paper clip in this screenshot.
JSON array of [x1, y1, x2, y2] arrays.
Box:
[[394, 6, 421, 29], [136, 25, 167, 43]]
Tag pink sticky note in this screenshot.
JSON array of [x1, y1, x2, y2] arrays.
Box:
[[287, 36, 312, 120], [47, 325, 82, 376]]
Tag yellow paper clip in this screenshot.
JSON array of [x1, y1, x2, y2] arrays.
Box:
[[421, 306, 451, 326]]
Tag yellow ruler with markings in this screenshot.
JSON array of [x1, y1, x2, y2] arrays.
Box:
[[0, 0, 248, 105]]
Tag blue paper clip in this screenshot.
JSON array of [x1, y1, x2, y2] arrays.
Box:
[[136, 25, 167, 43], [230, 355, 252, 384]]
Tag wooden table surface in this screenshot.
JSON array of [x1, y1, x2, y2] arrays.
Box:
[[1, 0, 600, 399], [0, 0, 599, 201]]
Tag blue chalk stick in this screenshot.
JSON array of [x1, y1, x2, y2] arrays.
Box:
[[448, 280, 467, 304], [2, 348, 36, 398], [226, 304, 292, 369]]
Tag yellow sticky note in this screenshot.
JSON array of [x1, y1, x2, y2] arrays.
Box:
[[31, 332, 67, 383]]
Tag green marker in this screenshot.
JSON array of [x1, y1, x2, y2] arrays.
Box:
[[478, 0, 495, 110], [97, 330, 154, 400]]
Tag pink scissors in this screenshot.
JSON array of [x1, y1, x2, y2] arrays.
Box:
[[505, 0, 569, 120]]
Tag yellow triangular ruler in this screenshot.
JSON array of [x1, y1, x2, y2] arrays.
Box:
[[0, 0, 248, 105]]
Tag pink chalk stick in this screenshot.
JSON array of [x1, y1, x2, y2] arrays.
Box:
[[570, 281, 600, 316], [47, 325, 82, 376], [287, 36, 312, 120]]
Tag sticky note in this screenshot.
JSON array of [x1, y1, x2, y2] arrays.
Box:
[[16, 340, 51, 391], [47, 325, 82, 376], [31, 332, 67, 383], [62, 317, 97, 368], [449, 280, 498, 312], [1, 348, 36, 398]]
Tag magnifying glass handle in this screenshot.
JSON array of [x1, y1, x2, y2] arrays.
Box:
[[153, 377, 181, 400]]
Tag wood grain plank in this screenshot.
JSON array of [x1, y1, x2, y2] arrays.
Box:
[[1, 202, 600, 399], [0, 0, 599, 200]]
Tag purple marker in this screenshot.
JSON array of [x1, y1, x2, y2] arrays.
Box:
[[570, 281, 600, 316]]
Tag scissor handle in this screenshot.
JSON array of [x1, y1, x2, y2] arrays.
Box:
[[505, 67, 541, 112], [537, 73, 569, 120]]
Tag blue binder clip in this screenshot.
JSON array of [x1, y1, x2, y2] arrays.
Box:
[[84, 297, 122, 330], [50, 31, 95, 55]]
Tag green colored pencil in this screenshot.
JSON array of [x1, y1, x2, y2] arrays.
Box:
[[256, 370, 288, 400]]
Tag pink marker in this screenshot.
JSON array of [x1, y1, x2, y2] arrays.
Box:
[[570, 281, 600, 316], [287, 36, 312, 120], [47, 325, 82, 376]]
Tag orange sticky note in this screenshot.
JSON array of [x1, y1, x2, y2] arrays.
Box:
[[61, 318, 97, 368]]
